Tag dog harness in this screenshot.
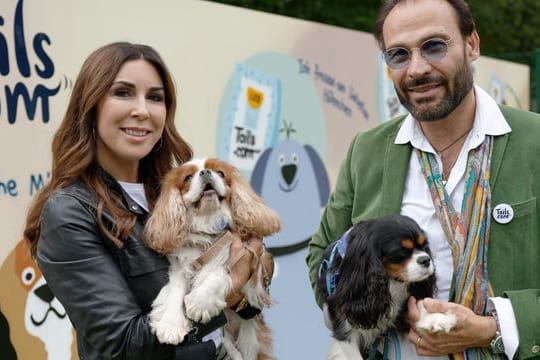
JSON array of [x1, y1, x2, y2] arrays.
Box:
[[367, 331, 402, 360], [317, 228, 350, 297]]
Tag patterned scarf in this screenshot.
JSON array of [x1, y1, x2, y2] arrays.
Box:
[[416, 135, 502, 359]]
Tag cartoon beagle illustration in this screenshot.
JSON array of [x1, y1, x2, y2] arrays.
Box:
[[0, 240, 76, 359]]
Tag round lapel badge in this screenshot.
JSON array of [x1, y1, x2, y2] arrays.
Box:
[[492, 203, 514, 224]]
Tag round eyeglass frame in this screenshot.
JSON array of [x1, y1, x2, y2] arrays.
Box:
[[383, 37, 453, 70]]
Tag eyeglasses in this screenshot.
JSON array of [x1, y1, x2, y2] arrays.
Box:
[[383, 38, 453, 70]]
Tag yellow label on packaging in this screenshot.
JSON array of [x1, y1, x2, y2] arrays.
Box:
[[247, 87, 264, 109]]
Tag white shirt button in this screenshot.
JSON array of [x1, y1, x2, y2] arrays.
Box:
[[532, 345, 540, 354]]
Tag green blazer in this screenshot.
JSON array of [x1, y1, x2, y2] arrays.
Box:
[[307, 106, 540, 359]]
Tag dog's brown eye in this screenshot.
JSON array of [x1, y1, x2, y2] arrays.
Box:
[[217, 170, 225, 178], [185, 174, 193, 182]]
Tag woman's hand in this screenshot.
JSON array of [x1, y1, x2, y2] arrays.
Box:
[[225, 234, 263, 307], [407, 297, 497, 356]]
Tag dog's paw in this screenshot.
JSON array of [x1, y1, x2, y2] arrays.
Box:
[[185, 291, 226, 323], [416, 311, 457, 333], [150, 317, 192, 345], [221, 335, 244, 360], [149, 307, 192, 345], [416, 301, 457, 333]]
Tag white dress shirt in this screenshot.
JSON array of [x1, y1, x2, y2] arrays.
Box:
[[384, 85, 518, 359]]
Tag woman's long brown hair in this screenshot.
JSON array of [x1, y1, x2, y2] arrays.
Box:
[[24, 42, 192, 256]]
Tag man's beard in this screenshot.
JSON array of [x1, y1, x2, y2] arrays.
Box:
[[395, 56, 474, 122]]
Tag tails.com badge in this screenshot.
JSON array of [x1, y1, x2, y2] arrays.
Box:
[[492, 203, 514, 224]]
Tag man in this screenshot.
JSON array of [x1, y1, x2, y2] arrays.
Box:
[[307, 0, 540, 359]]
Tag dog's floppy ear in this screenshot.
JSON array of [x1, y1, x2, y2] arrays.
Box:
[[144, 178, 188, 254], [230, 169, 281, 238], [332, 220, 391, 328]]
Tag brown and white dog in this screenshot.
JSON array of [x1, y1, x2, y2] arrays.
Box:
[[144, 158, 281, 360]]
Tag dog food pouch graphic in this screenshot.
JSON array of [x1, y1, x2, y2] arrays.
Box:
[[222, 63, 281, 173]]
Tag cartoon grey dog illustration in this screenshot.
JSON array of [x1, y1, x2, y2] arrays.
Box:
[[250, 137, 331, 357], [250, 138, 329, 255]]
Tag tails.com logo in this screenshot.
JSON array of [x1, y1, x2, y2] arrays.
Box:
[[1, 0, 69, 125]]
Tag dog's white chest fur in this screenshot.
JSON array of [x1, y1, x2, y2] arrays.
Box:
[[149, 233, 232, 345]]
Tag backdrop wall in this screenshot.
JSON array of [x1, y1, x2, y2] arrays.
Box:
[[0, 0, 530, 358]]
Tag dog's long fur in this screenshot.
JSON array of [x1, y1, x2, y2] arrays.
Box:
[[144, 158, 280, 360], [318, 215, 456, 359]]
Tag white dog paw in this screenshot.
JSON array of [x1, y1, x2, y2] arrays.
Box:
[[416, 301, 457, 333], [149, 309, 192, 345], [150, 318, 192, 345], [185, 291, 226, 323], [417, 312, 457, 333]]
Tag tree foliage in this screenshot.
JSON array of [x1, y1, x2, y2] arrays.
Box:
[[208, 0, 540, 110], [208, 0, 540, 60]]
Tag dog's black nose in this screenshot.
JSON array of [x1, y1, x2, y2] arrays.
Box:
[[281, 164, 297, 185], [35, 283, 55, 303], [199, 169, 211, 177], [417, 255, 431, 267]]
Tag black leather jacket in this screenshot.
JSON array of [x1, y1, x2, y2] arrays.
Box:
[[36, 172, 226, 359]]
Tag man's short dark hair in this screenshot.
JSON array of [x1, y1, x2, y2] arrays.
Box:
[[373, 0, 476, 50]]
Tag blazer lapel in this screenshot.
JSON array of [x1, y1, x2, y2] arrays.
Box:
[[382, 132, 412, 216], [490, 133, 509, 190]]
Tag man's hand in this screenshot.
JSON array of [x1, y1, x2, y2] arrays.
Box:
[[225, 234, 263, 307], [407, 297, 498, 356]]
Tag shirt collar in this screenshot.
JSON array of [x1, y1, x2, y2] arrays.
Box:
[[395, 84, 512, 152]]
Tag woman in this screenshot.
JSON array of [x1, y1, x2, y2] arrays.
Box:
[[23, 42, 261, 359]]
